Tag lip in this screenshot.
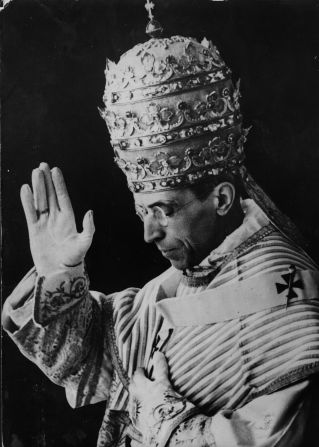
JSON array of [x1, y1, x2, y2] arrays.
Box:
[[159, 247, 177, 256], [160, 247, 177, 259]]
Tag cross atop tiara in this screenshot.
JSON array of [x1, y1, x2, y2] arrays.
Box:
[[145, 0, 163, 37], [145, 0, 155, 20]]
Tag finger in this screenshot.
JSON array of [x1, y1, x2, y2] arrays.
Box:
[[131, 367, 148, 388], [39, 162, 59, 212], [128, 380, 138, 397], [153, 351, 170, 384], [51, 167, 73, 212], [80, 210, 95, 242], [20, 184, 37, 225], [32, 169, 48, 213]]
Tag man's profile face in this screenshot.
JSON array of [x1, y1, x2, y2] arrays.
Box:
[[133, 187, 219, 270]]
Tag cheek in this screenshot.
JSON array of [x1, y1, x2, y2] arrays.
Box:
[[165, 208, 216, 248], [185, 209, 217, 245], [166, 222, 193, 245]]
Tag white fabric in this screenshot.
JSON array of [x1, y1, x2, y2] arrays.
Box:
[[157, 269, 319, 326], [3, 199, 319, 447], [210, 380, 310, 447]]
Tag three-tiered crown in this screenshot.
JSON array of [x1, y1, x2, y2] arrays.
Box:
[[100, 35, 247, 193]]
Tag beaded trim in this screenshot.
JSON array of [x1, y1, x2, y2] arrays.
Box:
[[116, 128, 249, 193], [102, 81, 240, 144], [111, 114, 240, 152], [107, 68, 231, 105], [104, 297, 130, 390]]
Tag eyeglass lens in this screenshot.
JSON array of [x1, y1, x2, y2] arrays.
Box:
[[136, 206, 168, 226]]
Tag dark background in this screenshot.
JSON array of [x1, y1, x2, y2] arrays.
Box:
[[2, 0, 319, 446]]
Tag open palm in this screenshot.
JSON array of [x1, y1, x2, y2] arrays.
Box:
[[21, 163, 95, 276]]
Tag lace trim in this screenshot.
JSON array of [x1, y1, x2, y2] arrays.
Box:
[[104, 298, 130, 390], [74, 300, 104, 407]]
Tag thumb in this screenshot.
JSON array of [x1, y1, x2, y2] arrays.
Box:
[[80, 210, 95, 242], [153, 351, 169, 384]]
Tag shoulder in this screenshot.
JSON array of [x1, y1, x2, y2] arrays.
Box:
[[110, 266, 175, 314], [242, 229, 317, 270], [214, 229, 318, 289]]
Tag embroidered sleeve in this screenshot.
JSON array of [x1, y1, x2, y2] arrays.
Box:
[[167, 380, 311, 447], [168, 415, 216, 447], [2, 265, 125, 408], [34, 265, 89, 326], [128, 383, 199, 447]]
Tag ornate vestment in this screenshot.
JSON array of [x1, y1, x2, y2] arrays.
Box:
[[3, 200, 319, 446]]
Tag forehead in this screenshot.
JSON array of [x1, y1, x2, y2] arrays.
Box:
[[133, 188, 194, 207]]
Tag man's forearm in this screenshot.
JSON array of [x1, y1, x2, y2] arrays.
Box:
[[2, 264, 114, 408]]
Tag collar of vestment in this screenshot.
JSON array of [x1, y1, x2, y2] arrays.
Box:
[[170, 198, 273, 290], [155, 199, 319, 326]]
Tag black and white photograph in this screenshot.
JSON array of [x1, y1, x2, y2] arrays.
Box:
[[2, 0, 319, 446]]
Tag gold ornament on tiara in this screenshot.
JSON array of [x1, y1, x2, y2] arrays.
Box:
[[99, 3, 249, 193]]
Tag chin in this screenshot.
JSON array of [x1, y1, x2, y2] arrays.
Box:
[[169, 260, 187, 270], [160, 247, 194, 270], [168, 256, 193, 270]]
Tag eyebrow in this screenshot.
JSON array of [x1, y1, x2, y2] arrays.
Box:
[[136, 199, 178, 209]]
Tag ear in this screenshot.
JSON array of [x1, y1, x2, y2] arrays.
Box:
[[213, 182, 236, 217]]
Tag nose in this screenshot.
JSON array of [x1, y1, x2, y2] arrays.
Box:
[[143, 215, 165, 244]]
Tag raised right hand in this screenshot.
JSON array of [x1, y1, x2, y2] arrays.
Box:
[[20, 162, 95, 276]]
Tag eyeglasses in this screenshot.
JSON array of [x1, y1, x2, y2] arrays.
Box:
[[135, 196, 203, 227]]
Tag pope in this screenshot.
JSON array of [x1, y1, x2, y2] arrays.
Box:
[[3, 10, 319, 447]]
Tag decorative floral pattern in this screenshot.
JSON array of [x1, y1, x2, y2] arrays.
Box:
[[101, 34, 245, 193], [104, 36, 226, 93], [152, 390, 187, 422], [34, 273, 89, 326], [105, 69, 230, 105], [114, 129, 249, 192], [101, 81, 240, 145], [169, 415, 216, 447]]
